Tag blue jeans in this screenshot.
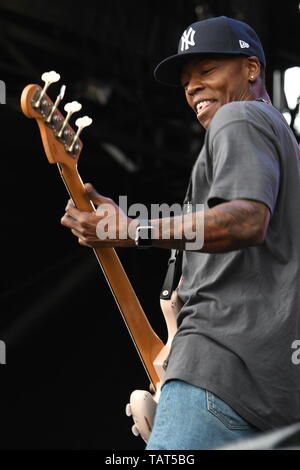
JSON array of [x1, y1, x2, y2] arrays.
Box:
[[146, 380, 261, 450]]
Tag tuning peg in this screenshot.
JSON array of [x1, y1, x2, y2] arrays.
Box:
[[42, 71, 61, 84], [131, 424, 140, 437], [67, 115, 93, 153], [46, 84, 66, 123], [57, 101, 82, 138], [34, 70, 61, 108], [125, 403, 132, 416]]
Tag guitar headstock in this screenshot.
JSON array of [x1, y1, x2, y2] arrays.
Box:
[[20, 71, 92, 167]]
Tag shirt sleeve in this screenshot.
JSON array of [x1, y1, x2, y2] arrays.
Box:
[[207, 118, 280, 214]]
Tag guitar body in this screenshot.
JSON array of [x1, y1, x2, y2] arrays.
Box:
[[127, 389, 160, 441], [20, 74, 182, 444], [126, 290, 182, 442]]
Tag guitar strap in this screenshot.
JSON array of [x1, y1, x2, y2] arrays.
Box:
[[160, 248, 182, 300], [159, 175, 193, 300]]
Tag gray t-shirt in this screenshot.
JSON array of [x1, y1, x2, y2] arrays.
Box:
[[165, 100, 300, 431]]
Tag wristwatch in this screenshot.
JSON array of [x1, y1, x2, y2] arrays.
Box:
[[135, 219, 154, 248]]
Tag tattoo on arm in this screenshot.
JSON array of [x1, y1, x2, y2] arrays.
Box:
[[201, 199, 271, 252], [151, 199, 271, 252]]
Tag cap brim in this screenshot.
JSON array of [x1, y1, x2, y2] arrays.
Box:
[[154, 52, 206, 87], [154, 51, 260, 87]]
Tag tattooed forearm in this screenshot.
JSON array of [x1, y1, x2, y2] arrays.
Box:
[[151, 199, 270, 252], [201, 199, 270, 252]]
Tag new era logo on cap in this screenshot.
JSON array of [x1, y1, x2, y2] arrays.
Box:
[[181, 27, 196, 51], [239, 40, 250, 49]]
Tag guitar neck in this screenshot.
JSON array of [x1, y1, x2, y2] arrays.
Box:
[[58, 162, 164, 385], [20, 81, 164, 387]]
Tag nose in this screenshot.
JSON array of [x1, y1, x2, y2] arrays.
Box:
[[186, 76, 204, 97]]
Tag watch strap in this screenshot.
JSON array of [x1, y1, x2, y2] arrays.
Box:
[[135, 219, 153, 248]]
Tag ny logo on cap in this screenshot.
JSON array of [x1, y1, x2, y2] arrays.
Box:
[[239, 40, 250, 49], [181, 27, 196, 51]]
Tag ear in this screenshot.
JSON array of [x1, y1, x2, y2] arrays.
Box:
[[247, 56, 261, 82]]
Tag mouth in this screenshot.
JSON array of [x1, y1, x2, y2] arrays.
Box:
[[195, 99, 217, 117]]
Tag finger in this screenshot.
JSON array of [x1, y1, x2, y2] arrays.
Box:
[[70, 229, 93, 247], [61, 213, 76, 227], [78, 237, 92, 248], [65, 204, 86, 221], [65, 199, 75, 210], [84, 183, 112, 206], [71, 228, 84, 238]]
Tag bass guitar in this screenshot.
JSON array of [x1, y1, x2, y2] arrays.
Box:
[[20, 71, 181, 442]]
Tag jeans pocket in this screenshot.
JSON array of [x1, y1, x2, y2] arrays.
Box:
[[206, 390, 253, 430]]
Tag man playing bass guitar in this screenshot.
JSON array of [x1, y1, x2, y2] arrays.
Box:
[[61, 16, 300, 450]]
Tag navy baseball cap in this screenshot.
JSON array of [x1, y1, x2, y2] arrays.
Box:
[[154, 16, 266, 86]]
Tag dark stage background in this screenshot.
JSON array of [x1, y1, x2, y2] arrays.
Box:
[[0, 0, 300, 450]]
